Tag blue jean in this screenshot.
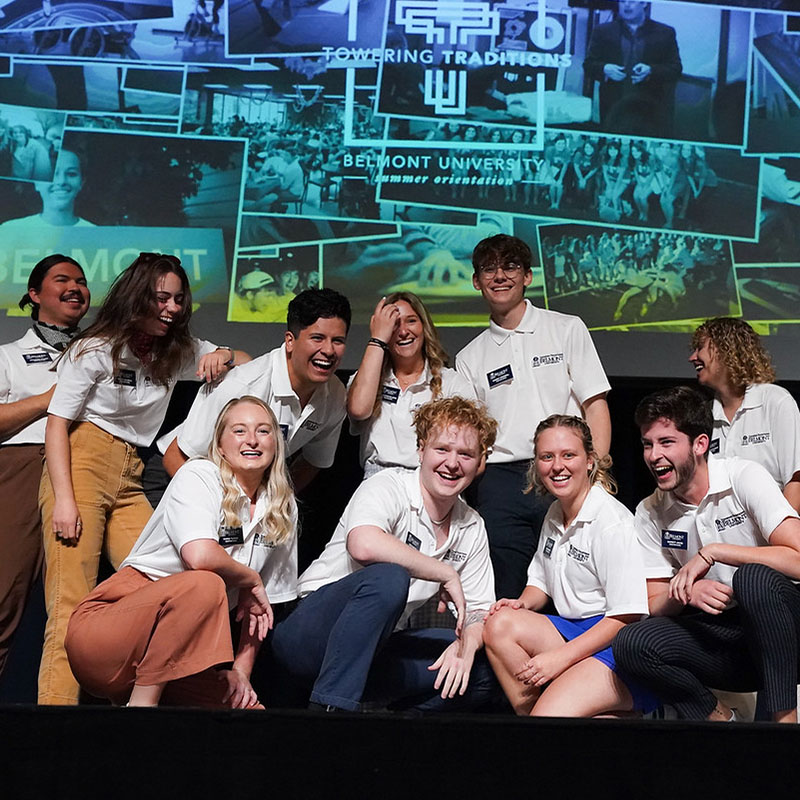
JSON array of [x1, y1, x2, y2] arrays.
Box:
[[270, 563, 499, 711]]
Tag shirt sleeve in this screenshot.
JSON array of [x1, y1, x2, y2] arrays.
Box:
[[341, 471, 406, 540], [47, 343, 108, 422], [525, 547, 548, 596], [0, 348, 12, 402], [162, 462, 223, 554], [454, 346, 484, 403], [634, 497, 678, 579], [732, 459, 799, 542], [770, 390, 800, 486], [564, 317, 610, 406], [442, 368, 478, 401]]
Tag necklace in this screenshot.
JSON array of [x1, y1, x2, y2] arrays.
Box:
[[430, 509, 451, 526]]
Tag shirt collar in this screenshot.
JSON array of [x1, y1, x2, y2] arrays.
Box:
[[274, 344, 300, 400], [740, 384, 764, 411], [387, 362, 432, 390], [488, 300, 537, 345]]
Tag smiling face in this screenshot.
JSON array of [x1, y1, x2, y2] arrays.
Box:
[[472, 259, 532, 318], [138, 271, 185, 337], [217, 401, 277, 482], [419, 423, 483, 505], [640, 418, 708, 501], [36, 150, 83, 214], [688, 337, 727, 390], [534, 426, 593, 507], [29, 261, 90, 327], [285, 315, 347, 393], [388, 299, 425, 366]]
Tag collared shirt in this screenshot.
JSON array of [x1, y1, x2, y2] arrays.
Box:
[[348, 364, 476, 471], [122, 459, 297, 607], [48, 336, 217, 447], [635, 455, 799, 587], [0, 328, 60, 445], [455, 300, 610, 463], [297, 467, 495, 629], [177, 344, 346, 468], [711, 383, 800, 488], [527, 484, 648, 619]]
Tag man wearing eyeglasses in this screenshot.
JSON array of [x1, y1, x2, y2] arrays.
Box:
[[456, 234, 611, 599]]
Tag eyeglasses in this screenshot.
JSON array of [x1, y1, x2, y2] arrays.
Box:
[[477, 262, 524, 277]]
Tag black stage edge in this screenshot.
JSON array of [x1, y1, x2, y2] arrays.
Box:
[[2, 707, 797, 797]]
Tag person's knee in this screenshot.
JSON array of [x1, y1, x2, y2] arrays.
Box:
[[733, 562, 781, 608], [358, 563, 411, 607], [175, 570, 227, 609], [612, 621, 659, 672], [483, 607, 522, 650]]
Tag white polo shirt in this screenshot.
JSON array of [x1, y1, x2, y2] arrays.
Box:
[[455, 300, 610, 463], [0, 328, 60, 445], [527, 484, 648, 619], [348, 365, 476, 472], [122, 459, 297, 607], [710, 383, 800, 488], [298, 467, 495, 629], [178, 345, 345, 468], [48, 336, 217, 447], [635, 455, 799, 587]]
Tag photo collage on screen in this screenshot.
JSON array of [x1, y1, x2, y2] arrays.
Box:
[[0, 0, 797, 331]]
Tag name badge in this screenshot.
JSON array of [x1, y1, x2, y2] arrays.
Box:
[[709, 438, 720, 455], [219, 525, 244, 546], [661, 529, 688, 550], [487, 364, 513, 388], [406, 532, 421, 550], [381, 385, 400, 404], [22, 352, 53, 364], [543, 537, 555, 558], [300, 419, 320, 432], [113, 369, 137, 387]]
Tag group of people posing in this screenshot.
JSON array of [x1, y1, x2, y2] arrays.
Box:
[[2, 233, 800, 723]]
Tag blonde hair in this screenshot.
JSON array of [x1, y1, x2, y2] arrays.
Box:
[[691, 317, 776, 390], [207, 396, 296, 546], [371, 292, 449, 420], [524, 414, 616, 496], [413, 396, 497, 456]]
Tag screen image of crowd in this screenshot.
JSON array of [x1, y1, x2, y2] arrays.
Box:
[[539, 224, 737, 328]]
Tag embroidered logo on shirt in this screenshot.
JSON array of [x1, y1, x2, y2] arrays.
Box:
[[531, 353, 564, 368], [661, 529, 688, 550], [444, 548, 467, 563], [218, 525, 244, 546], [715, 511, 748, 532], [487, 364, 513, 388], [406, 532, 421, 550], [741, 432, 770, 446], [381, 385, 401, 404], [543, 537, 555, 558], [253, 532, 276, 548], [567, 543, 589, 563], [709, 438, 720, 455], [300, 419, 320, 432], [22, 352, 53, 364], [113, 368, 137, 386]]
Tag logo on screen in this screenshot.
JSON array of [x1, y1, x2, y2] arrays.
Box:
[[395, 0, 500, 45]]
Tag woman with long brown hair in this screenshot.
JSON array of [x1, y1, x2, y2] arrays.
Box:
[[347, 291, 475, 478], [39, 251, 246, 705]]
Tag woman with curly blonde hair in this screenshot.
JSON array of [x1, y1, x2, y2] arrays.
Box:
[[690, 317, 800, 509], [347, 291, 475, 478], [483, 414, 658, 718], [64, 397, 297, 708]]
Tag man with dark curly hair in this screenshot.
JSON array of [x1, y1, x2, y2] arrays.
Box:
[[689, 316, 800, 511]]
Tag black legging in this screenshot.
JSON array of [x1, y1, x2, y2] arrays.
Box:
[[612, 563, 800, 719]]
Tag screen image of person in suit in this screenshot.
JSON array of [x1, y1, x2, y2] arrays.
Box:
[[583, 1, 682, 137]]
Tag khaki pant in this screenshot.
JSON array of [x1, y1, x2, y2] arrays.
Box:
[[0, 444, 45, 677], [66, 566, 234, 706], [38, 422, 153, 705]]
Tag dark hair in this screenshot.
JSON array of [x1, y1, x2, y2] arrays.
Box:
[[471, 234, 532, 275], [286, 288, 351, 335], [66, 252, 194, 386], [634, 386, 712, 444], [19, 254, 85, 320]]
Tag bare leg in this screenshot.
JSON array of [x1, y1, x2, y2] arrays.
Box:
[[128, 682, 167, 707], [483, 608, 565, 715], [773, 708, 797, 723], [530, 658, 634, 718]]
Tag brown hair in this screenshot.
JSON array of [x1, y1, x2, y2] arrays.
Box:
[[691, 317, 776, 390], [525, 414, 616, 496]]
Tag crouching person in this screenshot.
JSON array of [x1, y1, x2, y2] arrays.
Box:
[[271, 396, 499, 712], [64, 397, 297, 708]]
